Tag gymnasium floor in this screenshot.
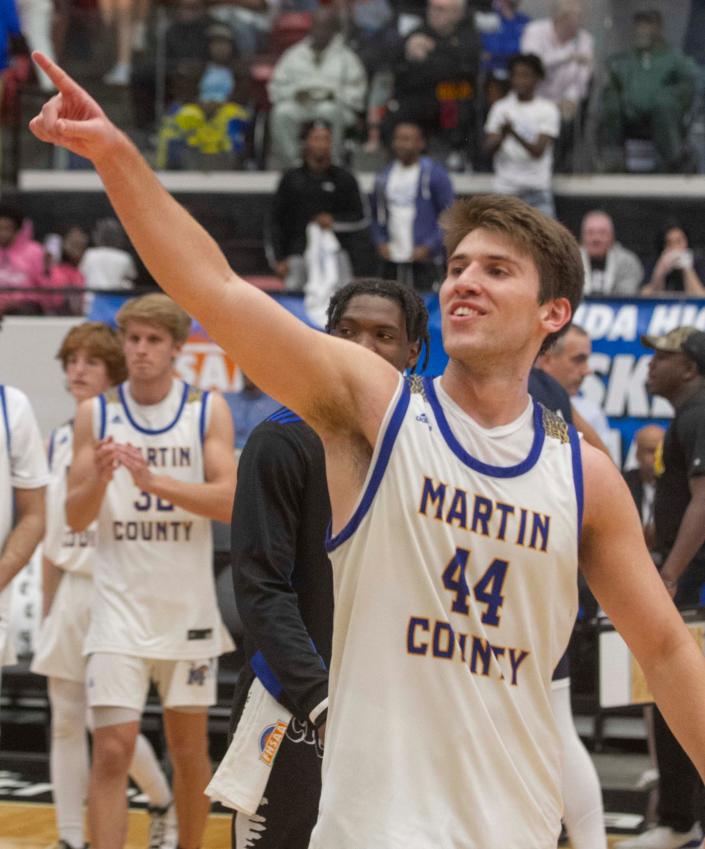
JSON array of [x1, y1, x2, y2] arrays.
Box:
[[0, 801, 634, 849], [0, 802, 230, 849]]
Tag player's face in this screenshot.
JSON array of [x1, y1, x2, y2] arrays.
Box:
[[330, 294, 420, 372], [65, 348, 111, 402], [544, 331, 591, 396], [645, 349, 691, 399], [122, 320, 181, 383], [439, 228, 563, 366]]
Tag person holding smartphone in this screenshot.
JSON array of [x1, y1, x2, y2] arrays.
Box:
[[642, 223, 705, 296]]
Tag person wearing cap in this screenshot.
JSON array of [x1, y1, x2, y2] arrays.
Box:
[[617, 327, 705, 849]]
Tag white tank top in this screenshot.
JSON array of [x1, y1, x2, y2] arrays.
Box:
[[86, 379, 224, 660], [45, 422, 95, 576], [309, 375, 582, 849]]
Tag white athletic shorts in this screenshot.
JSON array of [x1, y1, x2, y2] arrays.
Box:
[[86, 652, 218, 712], [31, 571, 92, 682]]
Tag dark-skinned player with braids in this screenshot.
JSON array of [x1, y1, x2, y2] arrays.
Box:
[[228, 279, 429, 849]]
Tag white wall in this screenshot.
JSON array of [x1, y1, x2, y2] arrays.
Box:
[[0, 317, 82, 436]]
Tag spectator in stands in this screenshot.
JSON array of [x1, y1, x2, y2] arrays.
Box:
[[16, 0, 56, 90], [484, 53, 559, 217], [476, 0, 531, 103], [579, 210, 644, 296], [616, 328, 705, 849], [79, 218, 137, 301], [225, 372, 279, 453], [384, 0, 481, 172], [156, 25, 250, 169], [623, 424, 665, 548], [641, 223, 705, 297], [602, 10, 697, 174], [370, 121, 454, 291], [100, 0, 151, 85], [0, 203, 49, 315], [131, 0, 215, 132], [210, 0, 276, 57], [346, 0, 400, 153], [520, 0, 593, 172], [269, 121, 372, 294], [44, 226, 88, 315], [0, 0, 22, 78], [538, 323, 612, 451], [268, 6, 367, 168]]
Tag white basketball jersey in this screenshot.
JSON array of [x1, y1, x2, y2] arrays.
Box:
[[44, 422, 94, 576], [86, 378, 224, 660], [309, 376, 582, 849], [0, 386, 50, 661]]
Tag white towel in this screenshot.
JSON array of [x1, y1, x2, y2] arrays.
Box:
[[304, 222, 345, 328], [205, 677, 292, 815]]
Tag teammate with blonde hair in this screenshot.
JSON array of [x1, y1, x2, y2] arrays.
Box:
[[32, 321, 178, 849]]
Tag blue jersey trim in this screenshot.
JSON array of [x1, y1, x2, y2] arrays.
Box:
[[423, 377, 544, 478], [326, 380, 411, 553], [47, 428, 57, 469], [118, 381, 189, 435], [266, 406, 302, 425], [199, 390, 210, 443], [568, 424, 584, 547], [98, 394, 107, 440], [250, 650, 283, 700], [0, 386, 9, 456]]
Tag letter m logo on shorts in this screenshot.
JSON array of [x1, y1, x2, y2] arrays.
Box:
[[187, 663, 210, 686]]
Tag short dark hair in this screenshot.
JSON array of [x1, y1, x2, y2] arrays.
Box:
[[0, 204, 24, 230], [326, 278, 431, 371], [634, 9, 662, 25], [300, 119, 332, 141], [508, 53, 545, 79], [441, 195, 584, 354]]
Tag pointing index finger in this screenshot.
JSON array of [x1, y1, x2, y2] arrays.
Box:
[[32, 51, 82, 96]]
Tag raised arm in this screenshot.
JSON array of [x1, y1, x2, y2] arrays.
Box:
[[29, 54, 397, 446], [579, 444, 705, 780]]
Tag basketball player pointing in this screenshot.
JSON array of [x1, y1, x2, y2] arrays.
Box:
[[65, 295, 236, 849], [31, 53, 705, 848]]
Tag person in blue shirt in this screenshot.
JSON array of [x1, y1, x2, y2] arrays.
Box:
[[478, 0, 531, 102], [0, 0, 22, 74], [371, 121, 454, 291]]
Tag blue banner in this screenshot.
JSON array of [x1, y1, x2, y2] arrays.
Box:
[[91, 290, 705, 464]]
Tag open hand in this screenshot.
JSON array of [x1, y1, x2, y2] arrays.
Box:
[[29, 52, 124, 164]]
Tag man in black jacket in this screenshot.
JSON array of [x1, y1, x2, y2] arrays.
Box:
[[617, 327, 705, 849], [384, 0, 481, 168], [229, 278, 429, 849], [269, 122, 373, 293]]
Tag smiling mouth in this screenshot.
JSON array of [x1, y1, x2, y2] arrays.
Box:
[[451, 304, 486, 317]]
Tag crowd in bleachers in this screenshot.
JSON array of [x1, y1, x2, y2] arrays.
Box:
[[2, 0, 705, 176], [1, 0, 705, 306]]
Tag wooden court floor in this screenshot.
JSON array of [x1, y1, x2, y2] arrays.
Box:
[[0, 802, 230, 849], [0, 802, 630, 849]]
